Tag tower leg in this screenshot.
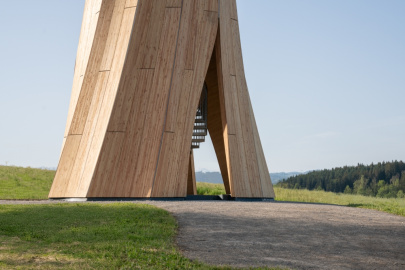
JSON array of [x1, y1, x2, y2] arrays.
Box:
[[187, 150, 197, 196]]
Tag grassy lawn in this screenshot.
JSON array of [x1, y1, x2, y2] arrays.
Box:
[[0, 166, 54, 200], [0, 168, 281, 270], [195, 183, 405, 217], [1, 166, 402, 268], [196, 182, 227, 196], [0, 203, 281, 270], [274, 187, 405, 217]]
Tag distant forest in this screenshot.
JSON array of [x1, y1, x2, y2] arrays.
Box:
[[277, 161, 405, 198]]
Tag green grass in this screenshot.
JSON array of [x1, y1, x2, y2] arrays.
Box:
[[196, 182, 226, 195], [0, 203, 282, 270], [0, 166, 54, 200], [196, 182, 405, 217], [274, 187, 405, 217]]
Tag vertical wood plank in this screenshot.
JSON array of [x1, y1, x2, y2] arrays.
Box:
[[63, 0, 102, 143], [183, 0, 197, 70], [49, 135, 82, 197], [217, 0, 237, 136], [131, 7, 182, 197], [152, 9, 218, 197], [227, 134, 249, 197], [206, 49, 231, 194], [109, 7, 181, 197], [100, 0, 127, 71], [249, 99, 275, 198], [125, 0, 138, 8], [231, 18, 263, 197], [105, 6, 140, 132], [69, 0, 116, 135], [229, 0, 238, 21], [166, 0, 182, 8], [108, 69, 155, 197], [187, 149, 197, 195], [87, 132, 126, 197], [164, 0, 196, 132], [204, 0, 219, 12], [64, 71, 110, 197], [137, 0, 167, 68], [78, 5, 137, 197]]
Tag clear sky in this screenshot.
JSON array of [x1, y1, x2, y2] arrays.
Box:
[[0, 1, 404, 173]]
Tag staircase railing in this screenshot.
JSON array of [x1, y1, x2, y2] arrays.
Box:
[[191, 83, 208, 149]]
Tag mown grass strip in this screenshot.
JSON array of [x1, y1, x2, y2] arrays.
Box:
[[0, 203, 283, 270]]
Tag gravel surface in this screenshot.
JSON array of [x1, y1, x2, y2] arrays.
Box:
[[1, 200, 404, 270]]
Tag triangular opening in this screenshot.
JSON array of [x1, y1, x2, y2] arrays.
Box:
[[187, 41, 232, 195]]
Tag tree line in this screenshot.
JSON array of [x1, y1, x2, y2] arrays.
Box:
[[277, 161, 405, 198]]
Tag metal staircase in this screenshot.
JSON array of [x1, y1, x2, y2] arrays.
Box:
[[191, 84, 208, 149]]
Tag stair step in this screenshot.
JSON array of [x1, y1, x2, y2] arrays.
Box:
[[191, 143, 200, 149], [192, 138, 205, 143], [194, 118, 206, 124], [193, 130, 207, 136], [194, 123, 207, 129]]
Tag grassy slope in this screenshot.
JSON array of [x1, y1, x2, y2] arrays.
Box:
[[196, 182, 405, 217], [0, 203, 250, 270], [0, 168, 281, 270], [0, 165, 403, 217], [0, 166, 54, 199], [274, 187, 405, 217]]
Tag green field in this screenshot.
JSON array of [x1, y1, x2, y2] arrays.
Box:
[[0, 166, 403, 217], [0, 166, 283, 270], [195, 182, 405, 217], [0, 166, 54, 200], [1, 203, 283, 269], [274, 187, 405, 217], [196, 182, 227, 196]]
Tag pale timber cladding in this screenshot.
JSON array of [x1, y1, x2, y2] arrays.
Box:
[[49, 0, 275, 198]]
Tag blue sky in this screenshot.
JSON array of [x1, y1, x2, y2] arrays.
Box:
[[0, 1, 404, 173]]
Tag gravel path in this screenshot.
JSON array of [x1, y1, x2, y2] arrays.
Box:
[[1, 200, 404, 270]]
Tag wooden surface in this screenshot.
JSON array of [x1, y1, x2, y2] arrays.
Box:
[[49, 0, 275, 199], [187, 150, 197, 195]]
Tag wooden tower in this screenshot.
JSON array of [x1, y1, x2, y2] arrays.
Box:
[[49, 0, 275, 199]]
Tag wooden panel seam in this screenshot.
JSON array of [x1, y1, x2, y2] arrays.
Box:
[[150, 6, 184, 195]]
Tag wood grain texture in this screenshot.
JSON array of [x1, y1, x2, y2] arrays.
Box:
[[166, 0, 182, 8], [62, 0, 102, 148], [187, 150, 197, 195], [205, 49, 231, 194], [49, 0, 136, 198], [214, 0, 274, 198], [49, 135, 82, 197], [68, 0, 116, 135], [125, 0, 138, 8], [50, 0, 274, 199], [152, 7, 218, 197]]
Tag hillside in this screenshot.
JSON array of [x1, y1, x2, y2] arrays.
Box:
[[0, 165, 302, 199], [277, 161, 405, 198], [0, 165, 54, 199], [196, 171, 305, 184]]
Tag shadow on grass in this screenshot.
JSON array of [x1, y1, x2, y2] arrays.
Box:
[[347, 203, 368, 208]]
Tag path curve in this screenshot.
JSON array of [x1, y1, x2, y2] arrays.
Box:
[[148, 201, 405, 270], [1, 200, 404, 269]]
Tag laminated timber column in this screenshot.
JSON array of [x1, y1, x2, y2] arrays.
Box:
[[49, 0, 275, 199]]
